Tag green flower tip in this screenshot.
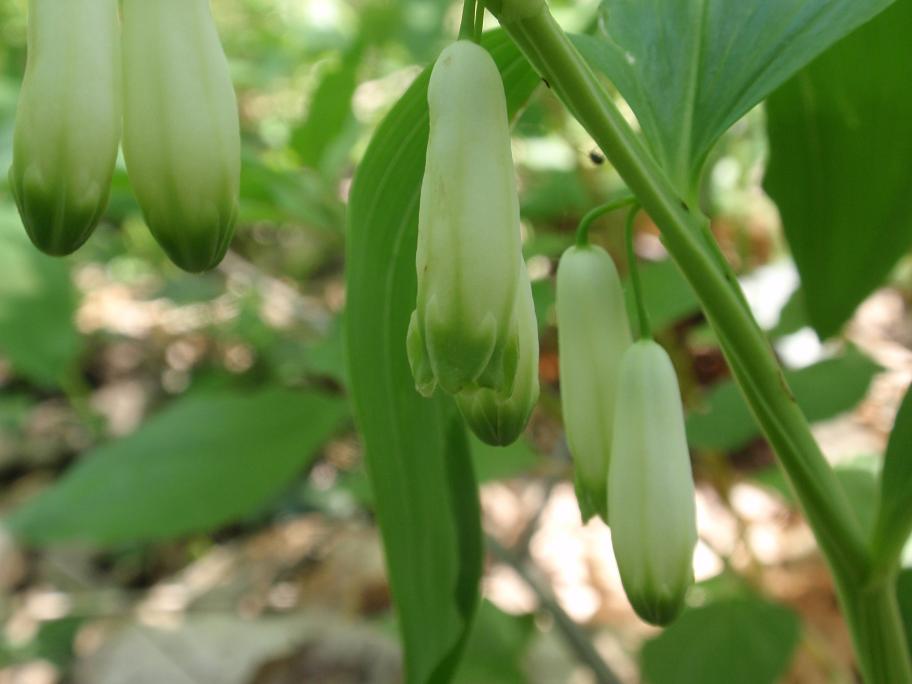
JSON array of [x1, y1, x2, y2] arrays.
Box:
[[9, 165, 108, 256], [627, 584, 688, 627], [146, 200, 239, 274]]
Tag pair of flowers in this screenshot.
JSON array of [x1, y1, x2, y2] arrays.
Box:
[[9, 0, 240, 273], [558, 245, 697, 625], [408, 39, 697, 625]]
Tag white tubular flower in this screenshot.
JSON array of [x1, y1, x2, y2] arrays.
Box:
[[9, 0, 121, 256], [121, 0, 240, 273], [609, 339, 697, 626], [556, 244, 632, 520], [456, 259, 540, 446], [407, 40, 523, 398]]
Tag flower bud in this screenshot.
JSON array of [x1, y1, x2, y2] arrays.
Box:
[[556, 245, 632, 520], [121, 0, 240, 273], [456, 260, 539, 446], [9, 0, 121, 256], [408, 40, 523, 397], [609, 340, 697, 626]]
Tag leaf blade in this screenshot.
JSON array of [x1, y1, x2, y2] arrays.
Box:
[[576, 0, 892, 196], [873, 385, 912, 565], [641, 596, 801, 684], [8, 389, 347, 545], [687, 349, 881, 452], [0, 209, 82, 387], [764, 0, 912, 337]]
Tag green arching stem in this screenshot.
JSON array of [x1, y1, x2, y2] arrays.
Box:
[[624, 205, 651, 340], [459, 0, 478, 41], [483, 2, 911, 680], [574, 193, 636, 246]]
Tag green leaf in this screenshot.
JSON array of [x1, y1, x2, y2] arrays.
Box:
[[291, 45, 362, 170], [471, 435, 542, 483], [641, 597, 801, 684], [625, 258, 700, 332], [0, 616, 83, 669], [575, 0, 892, 197], [764, 0, 912, 338], [454, 601, 535, 684], [520, 170, 589, 222], [344, 31, 540, 684], [238, 149, 340, 228], [7, 389, 347, 545], [755, 455, 881, 535], [0, 208, 82, 387], [530, 278, 555, 333], [768, 288, 808, 340], [873, 385, 912, 559], [834, 461, 881, 537], [687, 348, 881, 452]]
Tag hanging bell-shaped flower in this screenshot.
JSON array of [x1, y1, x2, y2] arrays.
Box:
[[456, 259, 539, 446], [121, 0, 240, 273], [556, 244, 632, 520], [9, 0, 121, 256], [407, 40, 523, 398], [609, 339, 697, 626]]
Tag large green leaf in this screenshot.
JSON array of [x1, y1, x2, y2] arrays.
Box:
[[641, 597, 801, 684], [873, 385, 912, 560], [687, 348, 880, 452], [764, 0, 912, 338], [454, 601, 535, 684], [575, 0, 892, 197], [8, 389, 347, 545], [0, 208, 82, 387], [345, 31, 540, 684]]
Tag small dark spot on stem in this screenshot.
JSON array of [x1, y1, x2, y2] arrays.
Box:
[[778, 372, 797, 402], [588, 150, 605, 165], [542, 78, 551, 88]]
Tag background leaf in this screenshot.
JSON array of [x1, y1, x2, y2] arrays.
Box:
[[873, 385, 912, 557], [687, 348, 880, 452], [575, 0, 892, 196], [291, 44, 362, 171], [755, 455, 881, 535], [471, 435, 541, 483], [454, 601, 535, 684], [344, 30, 540, 684], [641, 597, 801, 684], [764, 0, 912, 338], [7, 389, 347, 545], [625, 257, 699, 333], [0, 209, 82, 387]]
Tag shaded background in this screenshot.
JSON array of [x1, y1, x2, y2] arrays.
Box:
[[0, 0, 911, 682]]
